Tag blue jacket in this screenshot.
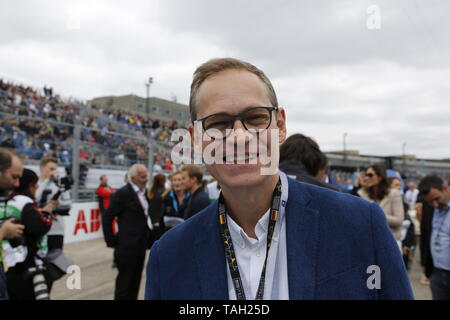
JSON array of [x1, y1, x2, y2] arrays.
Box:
[[145, 177, 414, 300]]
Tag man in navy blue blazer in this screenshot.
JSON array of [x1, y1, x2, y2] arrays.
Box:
[[145, 58, 414, 300]]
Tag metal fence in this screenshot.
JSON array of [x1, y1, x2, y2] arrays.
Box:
[[0, 108, 176, 201]]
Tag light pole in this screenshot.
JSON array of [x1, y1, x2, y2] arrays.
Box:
[[343, 132, 348, 163], [145, 77, 153, 117]]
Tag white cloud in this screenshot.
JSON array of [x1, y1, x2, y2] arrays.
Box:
[[1, 0, 450, 159]]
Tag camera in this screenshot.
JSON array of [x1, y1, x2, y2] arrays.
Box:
[[25, 264, 50, 300], [53, 166, 74, 192]]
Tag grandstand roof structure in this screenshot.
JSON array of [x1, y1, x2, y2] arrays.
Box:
[[88, 94, 190, 125]]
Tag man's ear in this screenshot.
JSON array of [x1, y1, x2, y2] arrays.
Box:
[[276, 108, 287, 144]]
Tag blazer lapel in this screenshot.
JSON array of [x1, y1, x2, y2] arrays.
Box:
[[127, 183, 145, 215], [193, 203, 228, 300], [286, 178, 319, 300]]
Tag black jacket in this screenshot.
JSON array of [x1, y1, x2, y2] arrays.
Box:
[[183, 187, 210, 220], [162, 190, 190, 219], [5, 198, 53, 274], [102, 183, 157, 257], [418, 195, 435, 278], [279, 160, 340, 192], [148, 187, 165, 224]]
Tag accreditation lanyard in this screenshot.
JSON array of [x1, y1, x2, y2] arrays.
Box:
[[218, 179, 282, 300]]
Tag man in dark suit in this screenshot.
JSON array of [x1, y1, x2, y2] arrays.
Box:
[[181, 165, 210, 220], [145, 58, 413, 300], [103, 164, 157, 300]]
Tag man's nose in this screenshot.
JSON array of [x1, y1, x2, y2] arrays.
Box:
[[232, 118, 246, 131]]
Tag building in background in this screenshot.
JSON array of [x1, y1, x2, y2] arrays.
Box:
[[88, 95, 190, 125]]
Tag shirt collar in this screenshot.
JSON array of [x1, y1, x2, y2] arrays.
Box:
[[435, 202, 450, 215], [130, 181, 145, 193], [227, 171, 288, 244]]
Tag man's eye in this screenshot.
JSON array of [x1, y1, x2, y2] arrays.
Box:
[[210, 121, 228, 126], [247, 115, 267, 121]]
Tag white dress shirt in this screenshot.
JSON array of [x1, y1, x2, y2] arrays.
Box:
[[226, 171, 289, 300], [129, 182, 153, 230], [404, 189, 419, 207]]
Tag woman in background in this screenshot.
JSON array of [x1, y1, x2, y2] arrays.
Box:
[[5, 168, 53, 300], [147, 174, 167, 239], [358, 164, 404, 248], [389, 177, 417, 270], [160, 171, 190, 234]]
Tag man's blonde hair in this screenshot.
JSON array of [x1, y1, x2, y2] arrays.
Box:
[[189, 57, 278, 121]]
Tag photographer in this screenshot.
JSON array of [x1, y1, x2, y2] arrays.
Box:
[[0, 149, 24, 300], [35, 157, 72, 292], [4, 168, 54, 300], [35, 157, 72, 251]]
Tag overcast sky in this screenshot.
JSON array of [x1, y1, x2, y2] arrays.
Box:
[[1, 0, 449, 159]]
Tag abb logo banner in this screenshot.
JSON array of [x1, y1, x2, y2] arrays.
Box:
[[64, 202, 105, 244], [73, 209, 101, 236]]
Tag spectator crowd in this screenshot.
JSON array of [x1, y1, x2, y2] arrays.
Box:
[[0, 78, 181, 169]]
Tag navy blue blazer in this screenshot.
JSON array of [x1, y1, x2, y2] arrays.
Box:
[[145, 177, 414, 300]]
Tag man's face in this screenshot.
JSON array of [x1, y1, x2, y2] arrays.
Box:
[[191, 69, 286, 190], [41, 162, 57, 180], [0, 156, 23, 191], [171, 173, 184, 192], [101, 176, 108, 185], [181, 171, 194, 192], [424, 186, 450, 211], [131, 167, 148, 190]]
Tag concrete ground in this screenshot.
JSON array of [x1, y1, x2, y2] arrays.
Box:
[[51, 238, 432, 300]]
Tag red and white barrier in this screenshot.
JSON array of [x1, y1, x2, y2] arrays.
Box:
[[63, 202, 117, 244]]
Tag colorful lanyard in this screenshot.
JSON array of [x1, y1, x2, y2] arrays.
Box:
[[218, 178, 282, 300]]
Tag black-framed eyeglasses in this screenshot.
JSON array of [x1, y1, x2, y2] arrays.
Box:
[[365, 173, 375, 178], [194, 106, 279, 139]]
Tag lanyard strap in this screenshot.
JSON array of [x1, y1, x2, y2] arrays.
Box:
[[218, 178, 282, 300]]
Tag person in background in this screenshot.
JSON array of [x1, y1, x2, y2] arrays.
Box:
[[418, 175, 450, 300], [161, 172, 190, 233], [0, 149, 24, 300], [358, 164, 404, 248], [147, 174, 167, 238], [351, 167, 366, 196], [102, 164, 158, 300], [35, 157, 71, 253], [416, 193, 434, 285], [181, 165, 210, 220], [96, 175, 115, 215], [389, 177, 416, 271], [404, 182, 420, 209], [96, 175, 116, 268], [279, 133, 340, 191], [5, 168, 54, 300]]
